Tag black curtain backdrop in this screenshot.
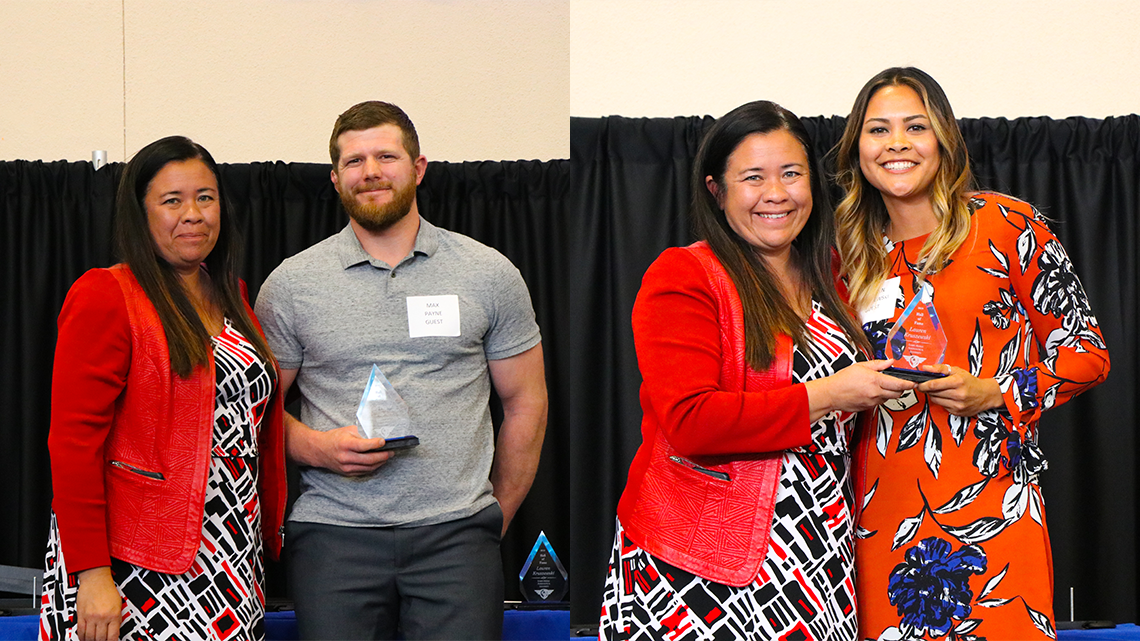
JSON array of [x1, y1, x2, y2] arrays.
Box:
[[2, 112, 1138, 628]]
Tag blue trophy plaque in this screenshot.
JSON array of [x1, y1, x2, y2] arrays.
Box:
[[884, 281, 949, 383], [519, 531, 568, 603]]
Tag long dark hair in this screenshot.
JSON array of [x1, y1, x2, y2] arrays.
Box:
[[692, 101, 871, 370], [114, 135, 274, 377]]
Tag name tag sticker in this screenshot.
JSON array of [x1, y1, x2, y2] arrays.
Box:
[[861, 276, 902, 324], [407, 295, 461, 337]]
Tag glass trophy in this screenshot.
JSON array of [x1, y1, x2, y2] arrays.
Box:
[[356, 365, 414, 440], [519, 531, 568, 603], [884, 281, 949, 382]]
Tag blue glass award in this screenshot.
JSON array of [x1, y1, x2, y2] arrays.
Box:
[[519, 531, 568, 603], [884, 281, 949, 383], [356, 365, 413, 440]]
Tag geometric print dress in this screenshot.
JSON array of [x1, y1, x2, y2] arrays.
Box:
[[40, 319, 276, 641], [600, 301, 861, 641], [853, 193, 1110, 641]]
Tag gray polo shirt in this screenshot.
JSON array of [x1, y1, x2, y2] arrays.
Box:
[[255, 218, 541, 528]]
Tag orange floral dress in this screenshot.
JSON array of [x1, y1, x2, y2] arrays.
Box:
[[853, 193, 1109, 641]]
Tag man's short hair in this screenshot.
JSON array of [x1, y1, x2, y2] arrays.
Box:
[[329, 101, 420, 167]]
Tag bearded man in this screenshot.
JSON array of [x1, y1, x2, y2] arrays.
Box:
[[254, 101, 548, 640]]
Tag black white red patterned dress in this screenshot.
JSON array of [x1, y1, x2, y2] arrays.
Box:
[[600, 301, 860, 641], [40, 320, 275, 640]]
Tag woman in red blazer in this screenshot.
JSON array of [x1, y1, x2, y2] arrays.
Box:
[[599, 102, 914, 641], [39, 136, 286, 641]]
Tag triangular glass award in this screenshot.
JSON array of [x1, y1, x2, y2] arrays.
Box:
[[355, 364, 413, 439], [884, 280, 949, 382], [519, 531, 568, 603]]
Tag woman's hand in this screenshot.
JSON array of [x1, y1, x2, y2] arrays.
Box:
[[917, 364, 1004, 416], [76, 566, 121, 641], [805, 359, 916, 421]]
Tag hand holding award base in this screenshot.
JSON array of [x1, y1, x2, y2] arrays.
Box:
[[884, 281, 950, 383]]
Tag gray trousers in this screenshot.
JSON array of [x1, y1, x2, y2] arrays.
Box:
[[287, 503, 505, 640]]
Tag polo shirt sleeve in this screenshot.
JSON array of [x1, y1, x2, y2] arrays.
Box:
[[483, 256, 541, 361], [254, 267, 304, 371]]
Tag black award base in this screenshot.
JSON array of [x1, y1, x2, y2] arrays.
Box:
[[884, 367, 948, 383]]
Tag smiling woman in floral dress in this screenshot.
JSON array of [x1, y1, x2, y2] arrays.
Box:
[[834, 67, 1110, 640]]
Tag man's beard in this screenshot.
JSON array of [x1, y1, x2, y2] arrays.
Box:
[[340, 179, 417, 232]]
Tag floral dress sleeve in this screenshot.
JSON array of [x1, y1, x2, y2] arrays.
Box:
[[981, 196, 1110, 430]]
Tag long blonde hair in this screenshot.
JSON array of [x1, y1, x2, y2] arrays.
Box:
[[834, 67, 976, 311]]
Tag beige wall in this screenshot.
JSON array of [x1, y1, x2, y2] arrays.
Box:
[[0, 0, 569, 163], [571, 0, 1140, 120], [5, 1, 1135, 164]]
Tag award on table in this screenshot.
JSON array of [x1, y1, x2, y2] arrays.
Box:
[[519, 531, 568, 603], [356, 365, 417, 449], [884, 281, 949, 383]]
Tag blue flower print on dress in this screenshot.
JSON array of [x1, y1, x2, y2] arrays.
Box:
[[1005, 431, 1023, 471], [865, 318, 894, 361], [972, 411, 1047, 485], [1010, 367, 1040, 411], [888, 537, 987, 638]]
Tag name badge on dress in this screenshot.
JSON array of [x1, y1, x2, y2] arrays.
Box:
[[861, 276, 902, 325], [406, 295, 461, 337]]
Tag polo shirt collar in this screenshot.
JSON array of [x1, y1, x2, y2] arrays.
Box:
[[335, 216, 441, 270]]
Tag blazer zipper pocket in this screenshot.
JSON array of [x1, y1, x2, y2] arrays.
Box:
[[110, 460, 165, 481], [668, 455, 730, 481]]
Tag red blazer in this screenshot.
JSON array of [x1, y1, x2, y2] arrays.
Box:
[[617, 243, 813, 586], [48, 265, 286, 575]]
